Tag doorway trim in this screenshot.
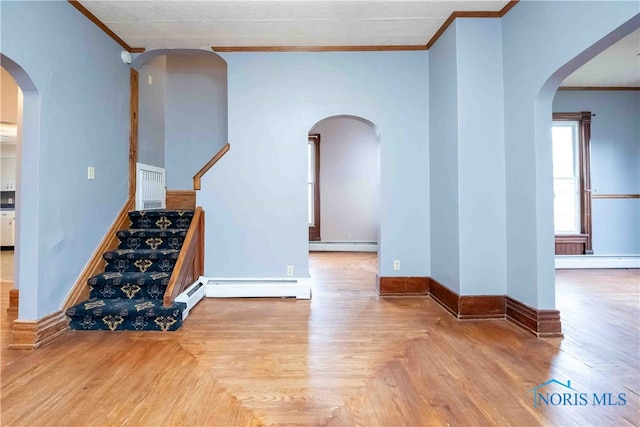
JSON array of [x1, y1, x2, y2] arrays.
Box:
[[308, 134, 321, 241]]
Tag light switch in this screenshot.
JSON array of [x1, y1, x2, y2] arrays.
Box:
[[88, 166, 95, 180], [148, 75, 153, 85]]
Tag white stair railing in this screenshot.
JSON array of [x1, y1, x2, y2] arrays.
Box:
[[136, 162, 166, 210]]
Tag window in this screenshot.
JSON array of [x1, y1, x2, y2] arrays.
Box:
[[308, 134, 320, 241], [552, 112, 593, 255], [552, 121, 580, 234]]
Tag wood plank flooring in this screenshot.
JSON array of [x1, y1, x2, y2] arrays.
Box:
[[1, 252, 638, 426]]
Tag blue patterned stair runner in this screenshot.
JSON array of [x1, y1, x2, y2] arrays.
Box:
[[66, 210, 194, 331]]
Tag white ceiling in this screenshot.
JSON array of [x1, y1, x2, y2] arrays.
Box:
[[78, 0, 639, 87], [79, 0, 510, 48], [562, 28, 640, 87]]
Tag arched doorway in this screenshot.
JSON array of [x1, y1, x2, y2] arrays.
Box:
[[306, 115, 381, 295], [534, 18, 640, 308], [0, 54, 41, 320], [307, 115, 380, 252], [1, 67, 20, 313]]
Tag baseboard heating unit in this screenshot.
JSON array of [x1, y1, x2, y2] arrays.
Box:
[[555, 255, 640, 269], [205, 278, 311, 299], [309, 241, 377, 252], [175, 280, 206, 319]]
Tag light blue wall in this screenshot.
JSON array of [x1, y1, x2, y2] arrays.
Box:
[[1, 1, 130, 319], [456, 18, 507, 296], [553, 90, 640, 255], [199, 51, 430, 279], [138, 56, 166, 168], [165, 54, 227, 189], [3, 0, 636, 318], [502, 0, 639, 309], [429, 22, 460, 293], [429, 19, 507, 296]]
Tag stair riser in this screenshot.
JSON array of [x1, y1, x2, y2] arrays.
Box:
[[104, 258, 177, 273], [69, 315, 183, 331], [129, 215, 192, 230], [118, 236, 185, 251]]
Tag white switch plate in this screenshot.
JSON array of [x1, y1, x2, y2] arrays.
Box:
[[148, 75, 153, 85], [393, 260, 401, 271], [88, 166, 95, 180], [287, 265, 294, 276]]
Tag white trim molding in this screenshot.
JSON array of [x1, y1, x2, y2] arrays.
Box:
[[555, 255, 640, 269]]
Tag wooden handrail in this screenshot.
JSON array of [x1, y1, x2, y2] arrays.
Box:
[[193, 143, 230, 190], [164, 207, 205, 306]]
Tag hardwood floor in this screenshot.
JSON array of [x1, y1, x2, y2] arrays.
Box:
[[1, 253, 638, 426], [0, 250, 13, 282]]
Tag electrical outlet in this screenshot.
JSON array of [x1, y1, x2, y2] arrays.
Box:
[[287, 265, 294, 276], [87, 166, 95, 180], [393, 260, 401, 271]]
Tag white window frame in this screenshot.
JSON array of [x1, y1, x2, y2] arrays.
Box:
[[552, 120, 581, 235]]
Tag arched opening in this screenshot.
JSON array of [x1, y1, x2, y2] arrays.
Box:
[[307, 115, 381, 294], [0, 53, 41, 320], [308, 115, 380, 250], [550, 28, 639, 259], [531, 18, 639, 307], [542, 23, 639, 376], [132, 49, 228, 194], [1, 68, 19, 303]]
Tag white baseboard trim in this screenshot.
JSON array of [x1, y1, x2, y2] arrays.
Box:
[[204, 277, 311, 299], [555, 256, 640, 269], [309, 242, 378, 252]]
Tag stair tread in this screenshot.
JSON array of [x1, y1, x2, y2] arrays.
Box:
[[128, 210, 194, 219], [117, 229, 188, 236]]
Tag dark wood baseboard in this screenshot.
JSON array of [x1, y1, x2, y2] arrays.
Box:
[[379, 276, 561, 336], [166, 190, 196, 210], [428, 278, 459, 315], [506, 297, 563, 338], [8, 288, 19, 314], [459, 295, 506, 319], [9, 310, 70, 350], [555, 234, 588, 255], [429, 278, 505, 319], [375, 275, 430, 295]]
